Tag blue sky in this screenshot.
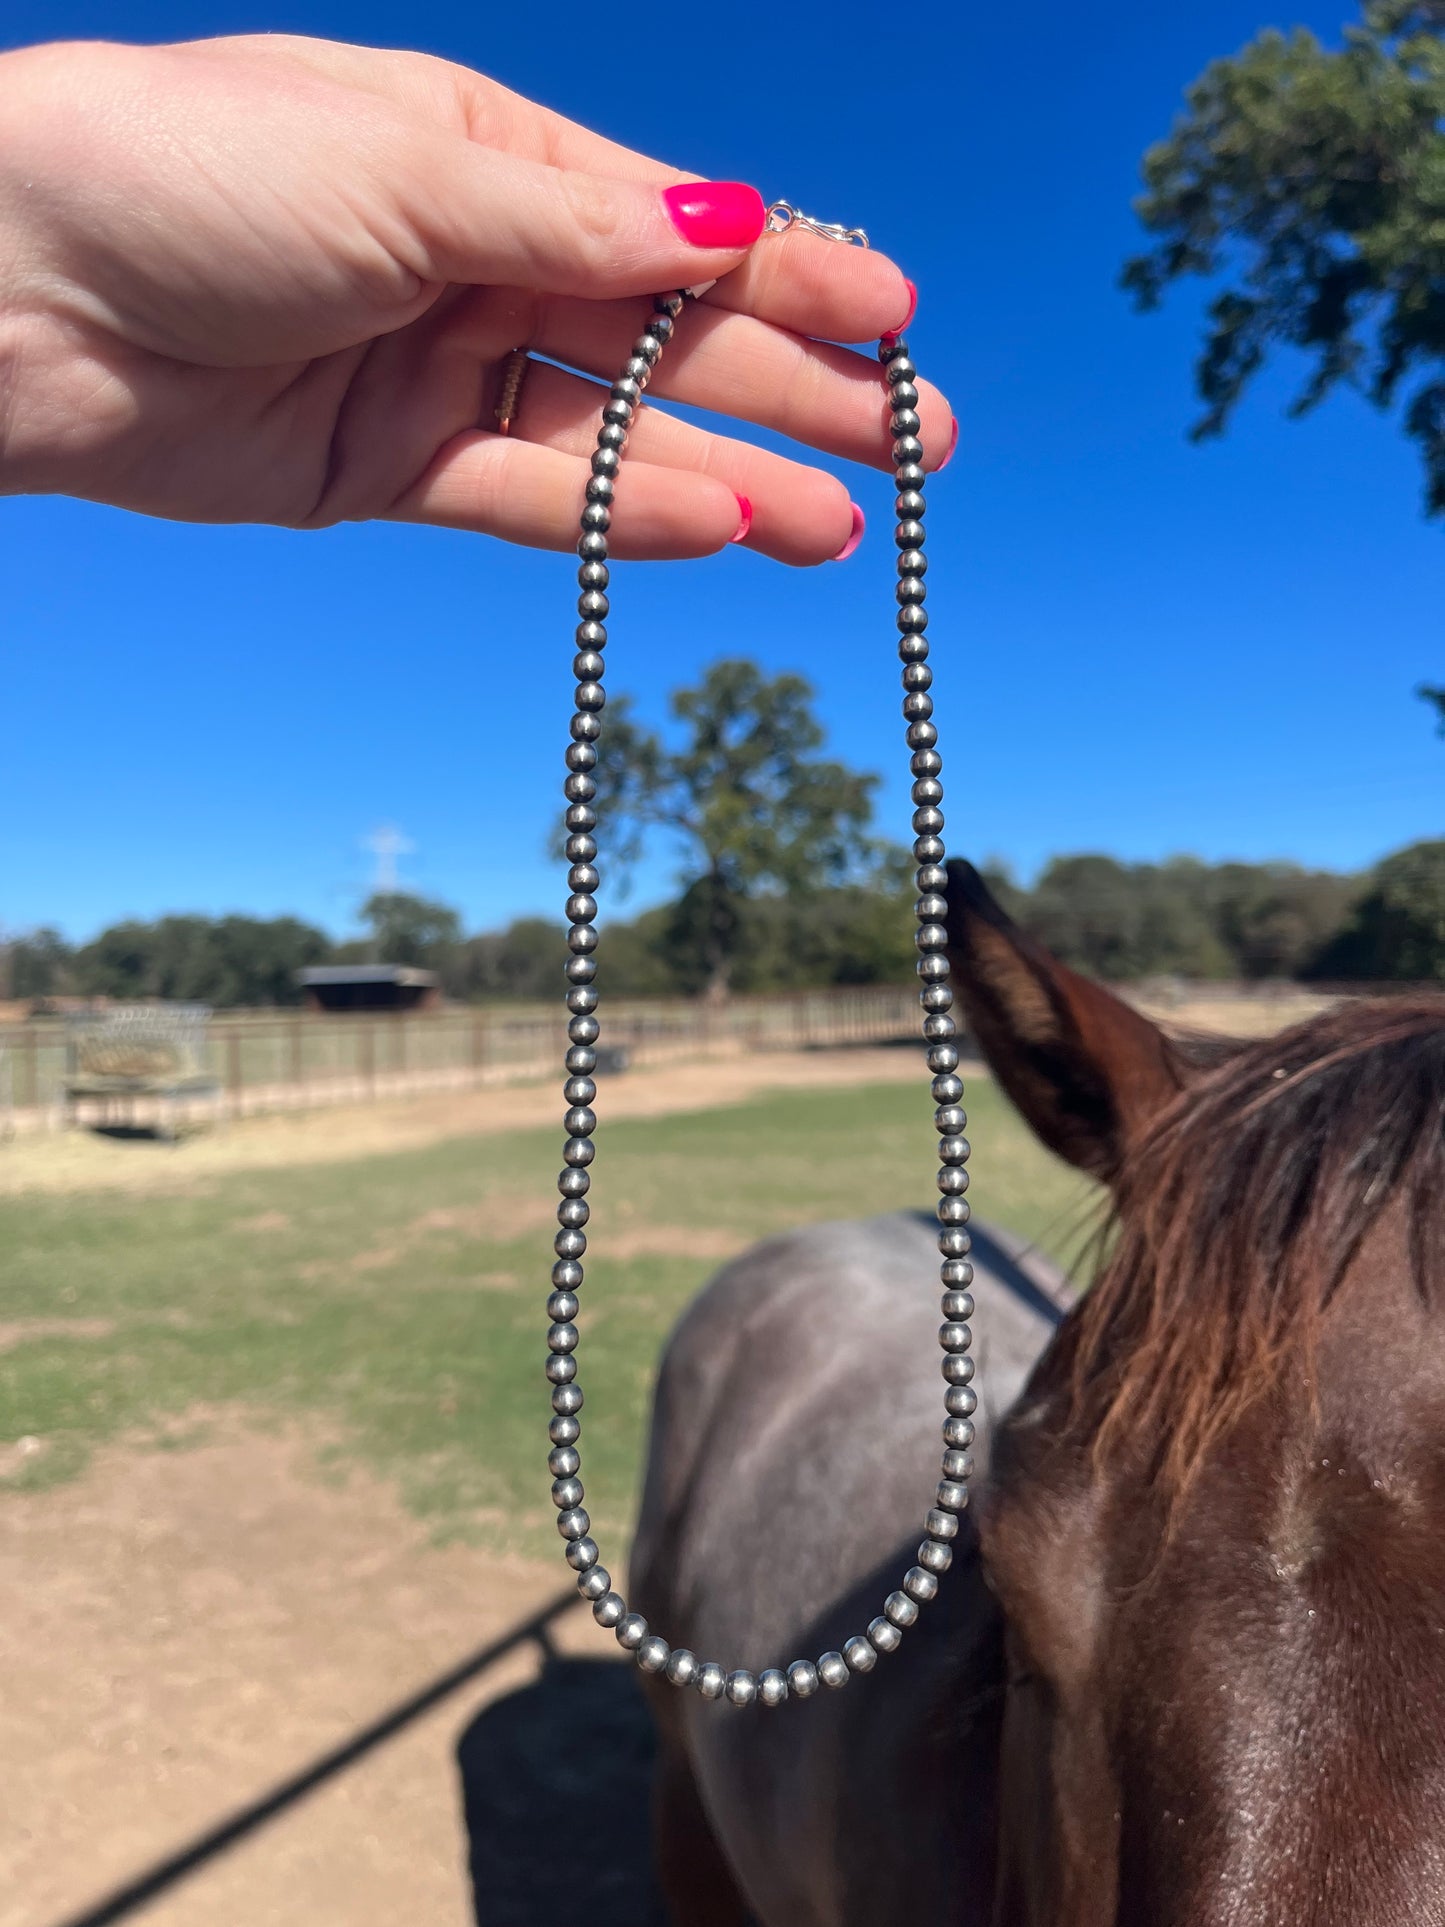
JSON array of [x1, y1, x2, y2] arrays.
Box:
[[2, 0, 1440, 942]]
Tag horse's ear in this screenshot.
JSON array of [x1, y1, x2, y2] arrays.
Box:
[[943, 859, 1192, 1183]]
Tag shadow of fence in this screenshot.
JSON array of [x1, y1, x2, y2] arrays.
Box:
[[45, 1591, 585, 1927]]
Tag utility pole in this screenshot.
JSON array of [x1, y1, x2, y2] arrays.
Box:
[[361, 825, 415, 895]]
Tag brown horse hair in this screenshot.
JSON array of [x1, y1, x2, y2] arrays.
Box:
[[1057, 996, 1445, 1496]]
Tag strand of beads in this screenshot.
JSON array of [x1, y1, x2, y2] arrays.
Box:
[[545, 297, 974, 1708]]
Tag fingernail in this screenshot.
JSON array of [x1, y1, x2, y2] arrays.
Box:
[[889, 278, 918, 335], [831, 503, 865, 562], [662, 182, 767, 250], [730, 494, 753, 543], [937, 416, 959, 474]]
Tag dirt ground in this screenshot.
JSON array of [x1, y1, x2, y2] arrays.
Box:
[[3, 1425, 660, 1927]]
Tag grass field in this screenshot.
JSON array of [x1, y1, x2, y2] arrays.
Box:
[[0, 1071, 1092, 1552]]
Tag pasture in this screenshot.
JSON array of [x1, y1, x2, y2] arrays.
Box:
[[0, 1050, 1089, 1927]]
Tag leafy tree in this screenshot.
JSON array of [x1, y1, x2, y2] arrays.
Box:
[[1309, 836, 1445, 976], [596, 660, 879, 999], [74, 913, 330, 1005], [5, 927, 75, 1000], [359, 891, 463, 975], [1420, 681, 1445, 733], [1123, 3, 1445, 513]]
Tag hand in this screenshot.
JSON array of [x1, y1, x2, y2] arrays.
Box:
[[0, 36, 953, 562]]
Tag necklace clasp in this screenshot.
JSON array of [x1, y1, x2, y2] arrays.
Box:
[[764, 202, 870, 249]]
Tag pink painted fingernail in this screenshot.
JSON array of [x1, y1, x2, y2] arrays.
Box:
[[831, 502, 866, 562], [730, 494, 753, 543], [937, 416, 959, 474], [890, 278, 918, 335], [661, 182, 767, 250]]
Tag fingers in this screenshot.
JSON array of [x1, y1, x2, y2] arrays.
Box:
[[490, 358, 858, 565], [389, 431, 751, 560], [406, 144, 770, 305], [522, 295, 953, 474]]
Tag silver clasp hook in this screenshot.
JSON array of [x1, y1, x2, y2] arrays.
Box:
[[765, 201, 870, 249]]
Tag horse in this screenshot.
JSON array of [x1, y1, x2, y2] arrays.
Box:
[[629, 859, 1445, 1925]]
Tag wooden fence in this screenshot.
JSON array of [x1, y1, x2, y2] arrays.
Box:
[[0, 985, 922, 1133]]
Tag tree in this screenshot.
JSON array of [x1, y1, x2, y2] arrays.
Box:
[[74, 913, 331, 1005], [359, 891, 463, 976], [1123, 3, 1445, 513], [596, 660, 879, 999], [1420, 682, 1445, 733], [1309, 836, 1445, 977]]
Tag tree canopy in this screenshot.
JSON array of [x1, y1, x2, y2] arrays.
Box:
[[594, 659, 879, 997], [1123, 1, 1445, 513]]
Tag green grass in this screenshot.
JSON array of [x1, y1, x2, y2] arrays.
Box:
[[0, 1078, 1094, 1547]]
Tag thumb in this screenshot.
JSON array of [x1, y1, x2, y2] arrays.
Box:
[[406, 142, 768, 300]]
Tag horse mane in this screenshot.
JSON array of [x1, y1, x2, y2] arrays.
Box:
[[1061, 996, 1445, 1492]]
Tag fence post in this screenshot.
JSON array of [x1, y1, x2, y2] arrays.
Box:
[[226, 1029, 243, 1116]]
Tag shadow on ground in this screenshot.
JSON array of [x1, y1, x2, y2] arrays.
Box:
[[457, 1655, 667, 1926]]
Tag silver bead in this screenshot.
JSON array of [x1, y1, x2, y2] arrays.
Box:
[[565, 1105, 597, 1137], [665, 1648, 699, 1687], [899, 605, 929, 635], [938, 1223, 971, 1255], [884, 1590, 919, 1629], [941, 1291, 974, 1322], [548, 1444, 581, 1478], [817, 1652, 849, 1690], [567, 926, 598, 956], [591, 448, 621, 478], [915, 834, 945, 863], [545, 1354, 577, 1384], [943, 1415, 975, 1449], [566, 1534, 599, 1570], [915, 923, 947, 952], [896, 518, 926, 547], [928, 1042, 960, 1073], [939, 1322, 971, 1353], [917, 954, 950, 981], [548, 1412, 580, 1446], [926, 1507, 959, 1541], [916, 893, 948, 921], [558, 1168, 589, 1200], [552, 1383, 584, 1416], [593, 1591, 625, 1628], [787, 1659, 820, 1698], [697, 1662, 726, 1701], [581, 500, 612, 529], [568, 861, 601, 892], [895, 461, 927, 490], [918, 1538, 953, 1575], [904, 1566, 939, 1604], [896, 486, 926, 514], [565, 1046, 597, 1075], [938, 1197, 971, 1226], [923, 1012, 955, 1041], [557, 1505, 591, 1540], [637, 1635, 670, 1674], [844, 1636, 877, 1674], [942, 1355, 973, 1385], [569, 1014, 601, 1046], [547, 1288, 580, 1321], [563, 1137, 595, 1168], [557, 1197, 588, 1228], [937, 1480, 969, 1513], [616, 1613, 648, 1651], [548, 1322, 580, 1354], [758, 1668, 789, 1707], [551, 1475, 584, 1510], [579, 1565, 612, 1600], [899, 547, 927, 574], [942, 1449, 975, 1482], [921, 980, 953, 1008], [868, 1614, 903, 1655], [563, 1077, 597, 1106], [575, 681, 606, 713], [946, 1385, 979, 1418], [566, 741, 598, 770], [564, 804, 598, 835], [565, 987, 599, 1019], [725, 1670, 758, 1707]]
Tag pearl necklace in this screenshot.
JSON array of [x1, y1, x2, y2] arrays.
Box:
[[544, 208, 974, 1708]]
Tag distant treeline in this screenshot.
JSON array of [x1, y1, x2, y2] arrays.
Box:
[[4, 839, 1442, 1009]]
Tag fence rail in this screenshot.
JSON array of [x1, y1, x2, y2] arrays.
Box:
[[0, 985, 922, 1133]]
